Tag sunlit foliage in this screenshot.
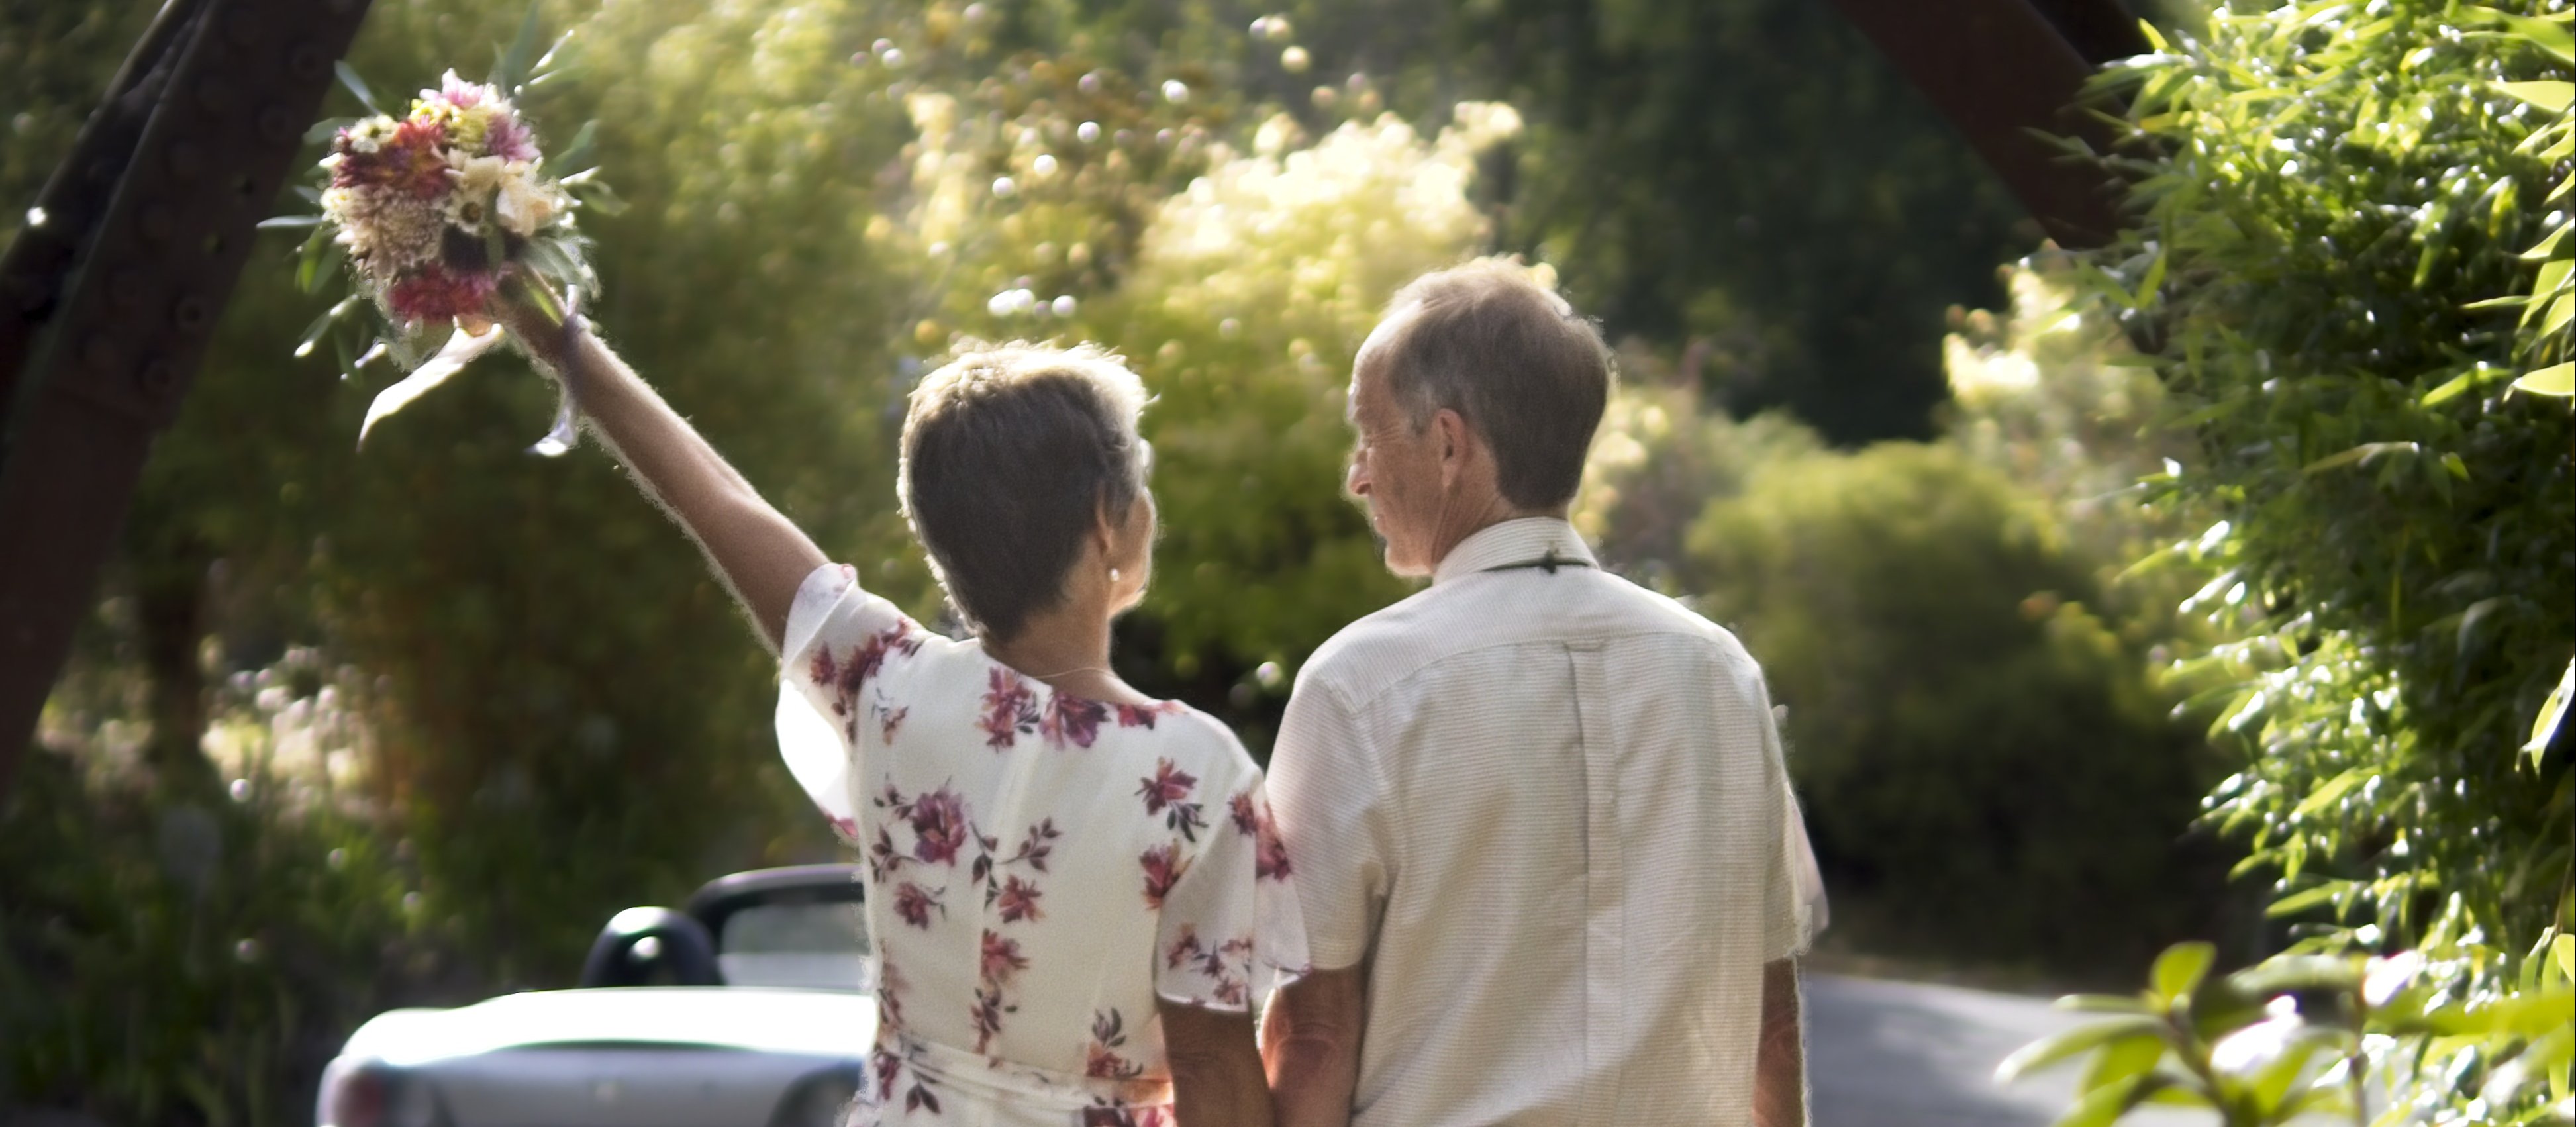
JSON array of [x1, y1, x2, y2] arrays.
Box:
[[2020, 1, 2574, 1120]]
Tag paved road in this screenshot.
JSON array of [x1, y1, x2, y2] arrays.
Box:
[[1809, 974, 2205, 1127]]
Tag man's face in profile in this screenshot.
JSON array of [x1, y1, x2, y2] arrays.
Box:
[[1345, 311, 1442, 578]]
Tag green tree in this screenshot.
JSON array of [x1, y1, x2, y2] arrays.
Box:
[[2009, 1, 2574, 1118], [1683, 442, 2218, 976]]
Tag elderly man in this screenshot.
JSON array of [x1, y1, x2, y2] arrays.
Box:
[[1262, 258, 1822, 1127]]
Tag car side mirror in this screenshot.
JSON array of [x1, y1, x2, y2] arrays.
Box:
[[578, 906, 721, 988]]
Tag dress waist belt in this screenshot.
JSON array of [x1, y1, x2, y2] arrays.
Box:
[[875, 1025, 1175, 1116]]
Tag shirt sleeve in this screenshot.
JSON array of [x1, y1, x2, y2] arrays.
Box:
[[1760, 697, 1826, 961], [1266, 677, 1393, 973], [775, 562, 915, 841], [1152, 746, 1311, 1013]]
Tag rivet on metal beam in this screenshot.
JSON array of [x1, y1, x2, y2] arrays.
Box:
[[138, 361, 178, 393], [196, 76, 236, 115], [259, 106, 297, 143], [81, 334, 120, 372], [173, 294, 210, 331], [108, 268, 148, 310], [289, 43, 328, 79]]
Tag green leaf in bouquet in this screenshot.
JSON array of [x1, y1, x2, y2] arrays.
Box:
[[258, 215, 323, 230], [303, 117, 356, 146], [491, 1, 546, 95], [567, 175, 628, 216], [550, 120, 599, 176], [520, 236, 579, 285], [334, 62, 381, 116], [299, 239, 347, 295], [294, 297, 358, 358], [530, 27, 577, 78]]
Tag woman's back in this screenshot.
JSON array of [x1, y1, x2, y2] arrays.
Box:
[[779, 564, 1293, 1122]]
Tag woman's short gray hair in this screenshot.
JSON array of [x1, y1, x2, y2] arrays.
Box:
[[1373, 258, 1612, 510], [898, 342, 1151, 641]]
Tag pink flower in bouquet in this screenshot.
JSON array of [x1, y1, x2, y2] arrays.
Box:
[[330, 118, 453, 199]]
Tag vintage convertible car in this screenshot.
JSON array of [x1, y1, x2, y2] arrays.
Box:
[[314, 864, 876, 1127]]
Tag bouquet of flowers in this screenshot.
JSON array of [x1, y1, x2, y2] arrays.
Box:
[[275, 21, 609, 454]]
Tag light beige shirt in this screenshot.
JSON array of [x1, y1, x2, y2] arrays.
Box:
[[1268, 517, 1822, 1127]]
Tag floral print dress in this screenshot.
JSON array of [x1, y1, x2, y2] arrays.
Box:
[[776, 564, 1304, 1126]]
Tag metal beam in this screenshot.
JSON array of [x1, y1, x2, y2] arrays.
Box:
[[1828, 0, 2132, 250], [0, 0, 374, 796]]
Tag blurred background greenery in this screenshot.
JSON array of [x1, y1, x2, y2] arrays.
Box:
[[3, 0, 2566, 1122]]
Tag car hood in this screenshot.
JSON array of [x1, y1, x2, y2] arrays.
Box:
[[343, 987, 876, 1065]]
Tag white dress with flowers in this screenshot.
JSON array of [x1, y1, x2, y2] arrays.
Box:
[[775, 564, 1305, 1126]]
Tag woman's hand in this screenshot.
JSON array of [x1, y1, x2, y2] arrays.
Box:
[[491, 274, 581, 376]]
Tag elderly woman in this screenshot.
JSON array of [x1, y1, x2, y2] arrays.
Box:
[[498, 299, 1301, 1127]]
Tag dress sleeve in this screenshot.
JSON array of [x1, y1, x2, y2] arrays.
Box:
[[1153, 744, 1310, 1013], [775, 562, 914, 841], [1760, 698, 1826, 961], [1265, 679, 1391, 973]]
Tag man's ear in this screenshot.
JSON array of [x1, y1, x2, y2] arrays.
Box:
[[1433, 407, 1472, 487]]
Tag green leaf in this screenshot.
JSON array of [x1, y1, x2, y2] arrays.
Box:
[[2479, 6, 2576, 64], [256, 215, 323, 230], [2523, 224, 2571, 263], [2514, 362, 2574, 398], [2538, 293, 2573, 338], [2266, 882, 2349, 918], [2528, 659, 2573, 767], [2136, 250, 2168, 307], [2080, 1032, 2168, 1095], [1999, 1016, 2169, 1083], [2152, 942, 2217, 1003], [2293, 767, 2371, 817], [2050, 1072, 2181, 1127], [303, 116, 356, 146], [2420, 369, 2481, 406], [570, 177, 628, 216], [491, 1, 547, 94], [292, 297, 357, 358], [2303, 442, 2420, 473], [2057, 994, 2158, 1015], [335, 61, 382, 116], [2490, 81, 2572, 113], [550, 120, 599, 175], [298, 238, 346, 295]]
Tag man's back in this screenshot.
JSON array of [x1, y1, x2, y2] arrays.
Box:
[[1270, 518, 1814, 1126]]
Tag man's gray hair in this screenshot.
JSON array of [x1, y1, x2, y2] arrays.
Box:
[[899, 341, 1150, 641], [1372, 258, 1613, 510]]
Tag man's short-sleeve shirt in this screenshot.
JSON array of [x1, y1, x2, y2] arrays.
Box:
[[1267, 518, 1821, 1127]]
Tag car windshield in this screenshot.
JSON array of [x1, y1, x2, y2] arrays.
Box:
[[717, 899, 872, 991]]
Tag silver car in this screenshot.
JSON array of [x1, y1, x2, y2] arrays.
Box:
[[314, 864, 877, 1127]]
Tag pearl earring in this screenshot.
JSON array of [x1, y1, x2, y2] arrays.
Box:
[[1109, 567, 1121, 583]]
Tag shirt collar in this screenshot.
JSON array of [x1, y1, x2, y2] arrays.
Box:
[[1432, 517, 1599, 585]]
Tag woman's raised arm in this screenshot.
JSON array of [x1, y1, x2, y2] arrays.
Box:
[[497, 297, 826, 653]]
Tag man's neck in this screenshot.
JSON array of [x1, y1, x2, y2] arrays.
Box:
[[1426, 501, 1568, 573]]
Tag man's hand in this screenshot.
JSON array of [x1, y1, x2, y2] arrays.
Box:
[[1264, 966, 1368, 1127], [1754, 957, 1806, 1127]]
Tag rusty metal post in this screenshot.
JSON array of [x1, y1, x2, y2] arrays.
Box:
[[0, 0, 375, 796], [1828, 0, 2134, 250]]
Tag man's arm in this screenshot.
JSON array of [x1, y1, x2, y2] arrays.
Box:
[[1263, 965, 1367, 1127], [1160, 1001, 1273, 1127], [498, 299, 824, 652], [1754, 957, 1807, 1127]]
